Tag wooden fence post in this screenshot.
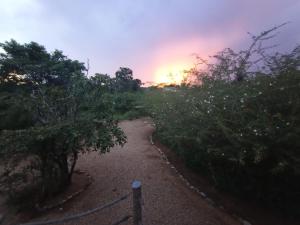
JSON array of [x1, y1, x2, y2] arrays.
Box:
[[132, 180, 143, 225]]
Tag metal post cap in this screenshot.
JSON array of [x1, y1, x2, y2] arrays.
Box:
[[132, 180, 141, 189]]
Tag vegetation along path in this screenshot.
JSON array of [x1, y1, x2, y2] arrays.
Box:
[[30, 118, 240, 225]]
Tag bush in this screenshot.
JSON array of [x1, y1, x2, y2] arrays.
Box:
[[145, 46, 300, 215], [113, 91, 147, 120]]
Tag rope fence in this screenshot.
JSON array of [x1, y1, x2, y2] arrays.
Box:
[[20, 180, 143, 225]]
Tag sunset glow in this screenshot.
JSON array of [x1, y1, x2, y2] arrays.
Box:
[[0, 0, 298, 83], [154, 63, 193, 85]]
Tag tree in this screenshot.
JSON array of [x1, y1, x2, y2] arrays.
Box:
[[90, 73, 114, 92], [0, 40, 85, 87], [115, 67, 141, 92], [0, 40, 126, 203], [132, 78, 142, 91]]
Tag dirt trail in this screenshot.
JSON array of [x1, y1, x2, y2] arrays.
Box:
[[28, 118, 240, 225]]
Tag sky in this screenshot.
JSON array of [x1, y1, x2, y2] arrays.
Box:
[[0, 0, 299, 84]]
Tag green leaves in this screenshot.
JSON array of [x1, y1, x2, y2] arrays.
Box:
[[0, 40, 126, 204], [0, 39, 85, 87], [145, 46, 300, 214]]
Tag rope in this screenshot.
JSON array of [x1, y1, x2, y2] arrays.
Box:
[[20, 193, 131, 225], [111, 215, 131, 225]]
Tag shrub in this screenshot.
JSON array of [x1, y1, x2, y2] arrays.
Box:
[[113, 91, 147, 120], [146, 44, 300, 215]]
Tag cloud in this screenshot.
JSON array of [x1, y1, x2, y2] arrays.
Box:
[[0, 0, 299, 82]]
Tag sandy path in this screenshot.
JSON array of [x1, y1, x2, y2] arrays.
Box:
[[30, 118, 240, 225]]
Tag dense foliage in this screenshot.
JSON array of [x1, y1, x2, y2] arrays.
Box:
[[90, 69, 144, 120], [91, 68, 142, 93], [0, 40, 141, 205], [145, 40, 300, 214]]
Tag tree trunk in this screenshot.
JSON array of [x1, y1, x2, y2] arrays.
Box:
[[58, 154, 71, 189], [68, 151, 78, 182]]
